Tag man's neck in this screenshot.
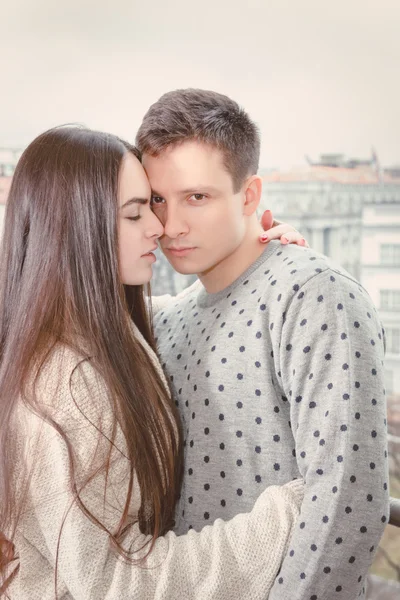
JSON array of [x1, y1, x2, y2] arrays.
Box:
[[198, 222, 266, 294]]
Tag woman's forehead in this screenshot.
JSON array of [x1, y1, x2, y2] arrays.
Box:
[[119, 153, 151, 205]]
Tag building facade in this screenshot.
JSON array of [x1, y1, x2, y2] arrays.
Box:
[[0, 149, 21, 234], [361, 185, 400, 395], [0, 177, 11, 234], [0, 148, 22, 177], [261, 165, 400, 394]]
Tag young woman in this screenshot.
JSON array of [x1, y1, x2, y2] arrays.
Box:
[[0, 126, 304, 599]]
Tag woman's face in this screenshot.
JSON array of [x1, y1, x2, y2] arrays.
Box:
[[118, 153, 164, 285]]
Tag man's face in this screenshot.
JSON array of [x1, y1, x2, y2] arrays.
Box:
[[142, 141, 247, 277]]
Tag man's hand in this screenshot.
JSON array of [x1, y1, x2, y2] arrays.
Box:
[[259, 209, 308, 246]]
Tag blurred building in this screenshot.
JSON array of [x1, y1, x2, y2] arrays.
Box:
[[0, 149, 21, 234], [361, 185, 400, 395], [260, 164, 369, 279], [261, 154, 400, 395], [0, 148, 22, 177], [387, 395, 400, 436], [0, 177, 11, 233], [0, 177, 11, 204]]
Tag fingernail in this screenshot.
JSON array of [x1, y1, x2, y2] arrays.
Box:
[[260, 233, 269, 241], [300, 238, 306, 246], [281, 236, 289, 244]]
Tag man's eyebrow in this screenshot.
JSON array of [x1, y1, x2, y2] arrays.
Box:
[[178, 186, 219, 195], [151, 186, 219, 197], [120, 197, 148, 209]]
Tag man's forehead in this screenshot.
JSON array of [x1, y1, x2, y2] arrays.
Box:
[[143, 143, 231, 188]]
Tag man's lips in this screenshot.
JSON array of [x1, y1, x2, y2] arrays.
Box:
[[166, 246, 196, 256]]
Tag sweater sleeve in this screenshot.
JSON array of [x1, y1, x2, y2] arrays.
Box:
[[14, 355, 304, 600], [269, 269, 390, 600]]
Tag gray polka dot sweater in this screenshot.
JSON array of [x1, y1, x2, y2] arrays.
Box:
[[154, 241, 390, 600]]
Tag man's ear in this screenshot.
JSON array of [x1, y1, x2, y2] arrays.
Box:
[[243, 175, 263, 216]]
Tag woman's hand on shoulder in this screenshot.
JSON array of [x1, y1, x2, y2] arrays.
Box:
[[259, 209, 309, 247]]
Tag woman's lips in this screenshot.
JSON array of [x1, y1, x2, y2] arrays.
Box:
[[141, 246, 158, 261], [142, 252, 157, 262]]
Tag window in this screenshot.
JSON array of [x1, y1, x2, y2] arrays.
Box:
[[380, 244, 400, 265], [386, 328, 400, 354], [380, 290, 400, 310]]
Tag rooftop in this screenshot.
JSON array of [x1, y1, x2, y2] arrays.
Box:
[[262, 166, 400, 185]]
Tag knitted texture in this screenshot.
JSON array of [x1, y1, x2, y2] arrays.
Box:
[[7, 336, 303, 599], [154, 241, 389, 600]]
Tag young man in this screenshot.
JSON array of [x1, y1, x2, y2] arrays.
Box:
[[136, 89, 389, 600]]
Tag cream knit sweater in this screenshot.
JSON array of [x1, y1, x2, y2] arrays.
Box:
[[6, 330, 303, 600]]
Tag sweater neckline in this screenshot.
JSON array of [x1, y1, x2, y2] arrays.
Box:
[[197, 241, 280, 308]]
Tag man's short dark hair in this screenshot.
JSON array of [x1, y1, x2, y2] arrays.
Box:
[[136, 89, 260, 192]]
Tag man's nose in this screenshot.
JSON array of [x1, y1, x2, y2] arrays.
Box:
[[163, 206, 189, 239]]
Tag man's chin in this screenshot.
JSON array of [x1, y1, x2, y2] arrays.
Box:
[[161, 248, 199, 275], [167, 260, 198, 275]]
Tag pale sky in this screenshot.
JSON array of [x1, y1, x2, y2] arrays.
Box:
[[1, 0, 399, 168]]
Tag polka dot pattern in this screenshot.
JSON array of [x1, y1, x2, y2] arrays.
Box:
[[154, 241, 389, 600]]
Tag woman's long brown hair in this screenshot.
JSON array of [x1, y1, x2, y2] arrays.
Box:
[[0, 126, 183, 595]]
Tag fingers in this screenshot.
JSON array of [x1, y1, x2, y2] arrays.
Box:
[[260, 225, 309, 247], [280, 231, 309, 246], [261, 209, 274, 231], [260, 223, 296, 241]]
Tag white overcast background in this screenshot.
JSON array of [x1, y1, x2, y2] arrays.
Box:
[[1, 0, 399, 168]]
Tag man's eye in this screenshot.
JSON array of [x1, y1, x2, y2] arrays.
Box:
[[190, 194, 206, 201], [150, 196, 165, 206]]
